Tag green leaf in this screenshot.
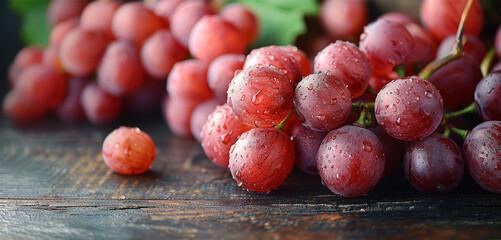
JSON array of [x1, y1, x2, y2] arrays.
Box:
[[10, 0, 51, 46], [227, 0, 319, 48]]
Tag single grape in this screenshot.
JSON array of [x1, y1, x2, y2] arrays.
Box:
[[244, 46, 302, 86], [437, 34, 487, 65], [429, 56, 482, 110], [46, 0, 89, 26], [81, 82, 123, 125], [420, 0, 484, 41], [15, 64, 67, 110], [405, 133, 464, 194], [369, 127, 405, 178], [207, 54, 245, 103], [111, 2, 165, 47], [374, 76, 443, 141], [294, 72, 352, 131], [80, 1, 122, 40], [463, 121, 501, 194], [141, 30, 187, 80], [220, 3, 259, 45], [314, 41, 371, 99], [124, 78, 165, 117], [201, 104, 253, 168], [49, 17, 79, 47], [404, 23, 436, 74], [280, 45, 312, 77], [229, 128, 295, 193], [167, 59, 213, 102], [163, 96, 200, 138], [379, 12, 419, 26], [56, 77, 88, 123], [170, 0, 215, 48], [227, 65, 293, 128], [59, 28, 108, 77], [359, 19, 415, 75], [316, 125, 385, 197], [102, 126, 156, 175], [320, 0, 368, 39], [42, 45, 64, 72], [188, 15, 246, 63], [287, 117, 327, 175], [151, 0, 184, 24], [8, 46, 44, 87], [190, 99, 219, 143], [475, 70, 501, 121], [97, 41, 145, 97], [3, 91, 47, 123]]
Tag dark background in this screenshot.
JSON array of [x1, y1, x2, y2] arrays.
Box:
[[0, 1, 23, 100]]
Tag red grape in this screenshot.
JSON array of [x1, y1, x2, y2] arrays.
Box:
[[163, 96, 200, 138], [316, 125, 385, 197], [8, 46, 44, 87], [56, 77, 88, 123], [124, 78, 165, 117], [3, 91, 47, 123], [141, 30, 187, 80], [313, 41, 371, 99], [229, 128, 295, 193], [170, 0, 215, 48], [369, 127, 405, 178], [102, 126, 156, 175], [244, 45, 302, 85], [404, 23, 437, 74], [437, 34, 487, 65], [280, 45, 312, 77], [97, 41, 145, 97], [287, 118, 327, 175], [429, 56, 482, 110], [320, 0, 368, 39], [420, 0, 484, 41], [227, 65, 293, 128], [111, 2, 165, 47], [496, 25, 501, 58], [46, 0, 89, 26], [374, 76, 443, 141], [59, 28, 108, 77], [360, 19, 415, 75], [207, 54, 245, 103], [294, 72, 352, 131], [81, 82, 123, 125], [167, 59, 212, 102], [80, 1, 122, 40], [475, 70, 501, 121], [220, 3, 259, 45], [15, 64, 67, 110], [151, 0, 184, 24], [405, 133, 464, 194], [368, 71, 399, 93], [201, 104, 253, 168], [190, 99, 219, 143], [49, 17, 79, 47], [379, 12, 419, 26], [189, 15, 246, 63], [42, 45, 63, 72], [463, 121, 501, 193]]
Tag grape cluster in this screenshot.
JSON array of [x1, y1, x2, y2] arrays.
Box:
[[4, 0, 258, 126], [4, 0, 501, 197]]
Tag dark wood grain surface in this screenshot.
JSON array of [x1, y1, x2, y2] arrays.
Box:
[[1, 115, 500, 240]]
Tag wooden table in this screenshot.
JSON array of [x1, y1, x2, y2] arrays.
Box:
[[0, 115, 500, 239]]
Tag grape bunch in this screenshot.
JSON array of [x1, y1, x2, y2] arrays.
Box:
[[4, 0, 258, 126], [5, 0, 501, 197]]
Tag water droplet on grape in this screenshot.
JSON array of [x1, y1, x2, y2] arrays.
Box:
[[424, 91, 433, 99], [317, 115, 326, 121], [362, 141, 373, 152], [254, 121, 261, 127], [251, 91, 263, 104], [396, 117, 409, 127]]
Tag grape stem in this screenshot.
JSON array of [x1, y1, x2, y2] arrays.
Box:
[[449, 126, 470, 141], [366, 87, 377, 95], [275, 109, 294, 132], [441, 102, 477, 126], [481, 48, 498, 77], [394, 65, 406, 78], [418, 0, 475, 80], [352, 102, 375, 127], [351, 102, 375, 113]]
